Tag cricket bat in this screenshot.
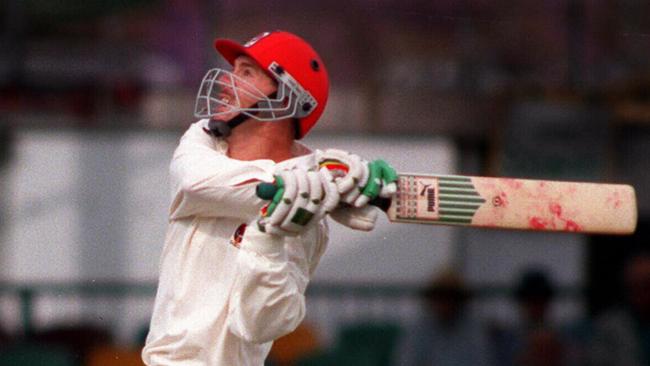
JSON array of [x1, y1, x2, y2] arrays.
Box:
[[256, 173, 637, 235]]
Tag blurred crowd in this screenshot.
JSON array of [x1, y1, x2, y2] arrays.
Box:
[[265, 250, 650, 366], [0, 252, 648, 366], [395, 253, 650, 366], [400, 250, 650, 366]]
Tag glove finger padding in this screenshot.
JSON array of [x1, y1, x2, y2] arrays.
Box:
[[330, 205, 378, 231], [342, 158, 368, 205], [379, 161, 398, 198], [258, 168, 340, 236], [380, 182, 397, 197], [259, 170, 297, 236], [279, 169, 312, 233], [305, 170, 323, 212], [317, 168, 340, 215], [355, 159, 398, 207], [315, 149, 398, 208], [267, 170, 298, 226]]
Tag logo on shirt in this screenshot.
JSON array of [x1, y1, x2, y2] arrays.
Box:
[[230, 223, 247, 249]]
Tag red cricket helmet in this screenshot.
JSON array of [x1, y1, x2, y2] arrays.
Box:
[[213, 31, 329, 139]]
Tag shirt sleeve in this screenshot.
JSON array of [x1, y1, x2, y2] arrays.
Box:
[[226, 222, 327, 344], [168, 121, 276, 221]]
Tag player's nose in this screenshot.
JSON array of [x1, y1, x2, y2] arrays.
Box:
[[216, 70, 231, 84]]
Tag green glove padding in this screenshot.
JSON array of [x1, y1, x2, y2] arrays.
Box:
[[265, 175, 285, 217], [361, 159, 398, 199]]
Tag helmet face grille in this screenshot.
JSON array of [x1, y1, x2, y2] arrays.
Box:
[[194, 64, 317, 122]]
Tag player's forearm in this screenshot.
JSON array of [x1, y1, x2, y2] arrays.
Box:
[[169, 152, 274, 220], [169, 180, 263, 220]]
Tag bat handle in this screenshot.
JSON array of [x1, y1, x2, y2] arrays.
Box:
[[255, 182, 392, 212], [256, 182, 280, 201]]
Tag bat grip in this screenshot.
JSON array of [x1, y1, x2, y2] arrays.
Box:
[[256, 182, 280, 201], [255, 182, 392, 212]]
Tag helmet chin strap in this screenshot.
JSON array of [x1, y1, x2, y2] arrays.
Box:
[[207, 92, 280, 138], [207, 113, 248, 138]]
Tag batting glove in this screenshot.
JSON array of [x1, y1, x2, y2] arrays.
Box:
[[257, 167, 340, 236], [315, 149, 398, 207]]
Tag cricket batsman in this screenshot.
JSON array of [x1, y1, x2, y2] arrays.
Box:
[[141, 30, 397, 365]]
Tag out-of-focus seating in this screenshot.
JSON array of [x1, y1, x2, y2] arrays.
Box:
[[268, 323, 321, 366], [30, 323, 113, 363], [85, 345, 145, 366], [0, 342, 76, 366], [298, 321, 401, 366]]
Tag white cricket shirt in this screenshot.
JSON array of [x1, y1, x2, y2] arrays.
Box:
[[142, 120, 328, 365]]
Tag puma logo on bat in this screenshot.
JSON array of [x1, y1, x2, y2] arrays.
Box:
[[420, 184, 432, 196], [420, 183, 436, 212]]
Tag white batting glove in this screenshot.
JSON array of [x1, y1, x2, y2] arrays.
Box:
[[315, 149, 368, 206], [313, 149, 398, 232], [330, 205, 379, 231], [315, 149, 398, 207], [257, 168, 340, 236]]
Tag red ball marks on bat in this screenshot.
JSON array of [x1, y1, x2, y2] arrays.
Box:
[[492, 196, 503, 207], [492, 192, 509, 207], [564, 220, 581, 232], [549, 203, 562, 217], [529, 217, 548, 230], [500, 178, 523, 190], [606, 191, 623, 209]]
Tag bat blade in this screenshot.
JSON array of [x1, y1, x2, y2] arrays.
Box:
[[386, 174, 637, 235]]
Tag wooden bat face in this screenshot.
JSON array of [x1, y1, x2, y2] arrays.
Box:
[[386, 174, 637, 235]]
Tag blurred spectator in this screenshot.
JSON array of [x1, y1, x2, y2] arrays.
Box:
[[516, 328, 565, 366], [397, 269, 493, 366], [515, 270, 555, 328], [493, 269, 567, 366], [0, 120, 10, 346], [0, 121, 12, 168], [0, 326, 9, 348], [589, 252, 650, 366]]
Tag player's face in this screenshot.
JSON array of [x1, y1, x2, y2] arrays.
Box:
[[214, 56, 277, 120]]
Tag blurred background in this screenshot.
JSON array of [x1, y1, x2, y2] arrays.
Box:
[[0, 0, 649, 365]]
